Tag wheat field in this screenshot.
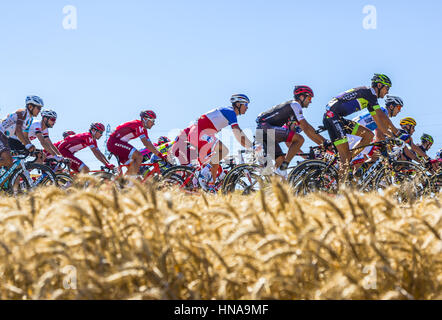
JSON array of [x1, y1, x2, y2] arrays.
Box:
[[0, 178, 441, 300]]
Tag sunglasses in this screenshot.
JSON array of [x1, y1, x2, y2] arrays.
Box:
[[48, 117, 57, 122], [143, 118, 155, 124]]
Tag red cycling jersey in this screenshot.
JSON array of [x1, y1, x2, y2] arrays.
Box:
[[110, 120, 150, 142], [56, 132, 98, 154]]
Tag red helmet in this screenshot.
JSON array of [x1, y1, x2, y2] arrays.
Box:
[[90, 122, 105, 132], [294, 85, 314, 98], [63, 130, 76, 139], [140, 110, 157, 120]]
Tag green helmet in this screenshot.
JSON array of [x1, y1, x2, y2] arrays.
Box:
[[421, 133, 434, 144], [371, 73, 392, 87]]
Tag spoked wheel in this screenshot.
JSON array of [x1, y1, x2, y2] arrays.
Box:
[[159, 165, 197, 193], [7, 169, 32, 195], [43, 173, 74, 189], [25, 163, 58, 188], [288, 160, 339, 195], [374, 161, 431, 202], [222, 165, 268, 195]]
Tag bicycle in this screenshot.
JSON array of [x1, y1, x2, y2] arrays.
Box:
[[0, 150, 57, 195]]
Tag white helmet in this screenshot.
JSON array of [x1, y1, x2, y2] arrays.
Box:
[[230, 94, 250, 105], [25, 95, 44, 107], [385, 95, 403, 107], [41, 109, 57, 119]]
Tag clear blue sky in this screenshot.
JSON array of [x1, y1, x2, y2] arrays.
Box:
[[1, 0, 441, 168]]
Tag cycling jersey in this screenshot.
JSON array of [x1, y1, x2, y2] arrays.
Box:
[[11, 121, 48, 141], [109, 120, 150, 142], [353, 107, 388, 131], [0, 109, 33, 137], [256, 101, 305, 127], [199, 107, 238, 132], [57, 132, 98, 154], [327, 87, 381, 117]]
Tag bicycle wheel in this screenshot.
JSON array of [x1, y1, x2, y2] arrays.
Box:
[[374, 161, 431, 201], [222, 165, 268, 195], [7, 168, 32, 195], [289, 160, 339, 195], [25, 163, 57, 188], [43, 173, 74, 189], [160, 165, 196, 192]]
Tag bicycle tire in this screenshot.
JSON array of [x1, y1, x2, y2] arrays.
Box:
[[7, 168, 32, 195], [160, 165, 196, 191], [25, 162, 57, 188], [374, 160, 431, 201]]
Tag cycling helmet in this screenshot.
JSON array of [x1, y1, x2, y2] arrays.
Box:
[[385, 95, 403, 107], [25, 95, 44, 107], [63, 130, 76, 139], [230, 94, 250, 105], [157, 136, 170, 145], [436, 148, 442, 159], [294, 85, 314, 98], [41, 109, 58, 119], [140, 110, 157, 119], [90, 122, 105, 132], [371, 73, 392, 87], [400, 117, 417, 127], [421, 133, 434, 144]]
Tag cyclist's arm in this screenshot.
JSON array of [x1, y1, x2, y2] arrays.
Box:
[[373, 111, 398, 138], [15, 116, 32, 147], [403, 146, 420, 162], [232, 126, 253, 149], [298, 119, 326, 145], [36, 134, 62, 156], [410, 140, 429, 160], [140, 136, 162, 156], [91, 147, 111, 166]]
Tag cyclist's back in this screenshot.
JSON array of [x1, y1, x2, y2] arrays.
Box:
[[327, 86, 381, 117]]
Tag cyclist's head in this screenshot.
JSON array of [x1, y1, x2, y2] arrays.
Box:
[[140, 110, 157, 128], [399, 117, 416, 134], [41, 109, 57, 128], [384, 95, 403, 117], [420, 133, 434, 151], [25, 95, 44, 116], [371, 73, 392, 98], [63, 130, 76, 139], [157, 136, 170, 145], [230, 94, 250, 115], [90, 122, 105, 139], [294, 85, 314, 108]]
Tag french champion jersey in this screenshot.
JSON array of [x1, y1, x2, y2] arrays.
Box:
[[0, 109, 33, 137], [56, 132, 98, 154], [110, 120, 150, 142], [353, 107, 388, 131], [327, 87, 381, 117], [256, 100, 305, 127], [201, 107, 238, 132]]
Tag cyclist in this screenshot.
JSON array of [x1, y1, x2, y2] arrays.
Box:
[[0, 95, 43, 169], [57, 123, 113, 173], [171, 94, 253, 191], [106, 110, 165, 177], [140, 136, 171, 162], [323, 74, 394, 181], [256, 86, 329, 177], [349, 95, 404, 165], [9, 109, 64, 163], [396, 118, 431, 162]]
